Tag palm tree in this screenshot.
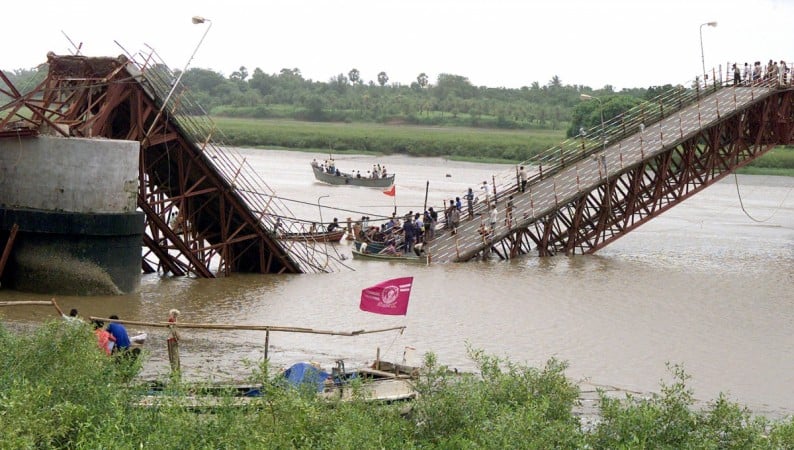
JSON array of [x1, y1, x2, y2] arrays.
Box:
[[377, 71, 389, 87], [348, 68, 360, 84]]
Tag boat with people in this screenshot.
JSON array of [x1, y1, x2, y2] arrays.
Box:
[[311, 161, 395, 188]]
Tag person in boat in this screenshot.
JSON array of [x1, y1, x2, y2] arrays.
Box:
[[311, 158, 319, 168], [378, 241, 401, 256], [335, 168, 341, 176], [326, 218, 340, 232]]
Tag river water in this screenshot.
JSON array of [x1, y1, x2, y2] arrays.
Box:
[[1, 148, 793, 418]]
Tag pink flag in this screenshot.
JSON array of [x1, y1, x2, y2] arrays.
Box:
[[360, 277, 413, 315]]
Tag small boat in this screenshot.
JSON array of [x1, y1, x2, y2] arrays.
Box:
[[279, 229, 345, 243], [136, 359, 418, 409], [285, 360, 418, 402], [351, 248, 428, 264], [311, 164, 395, 188], [353, 240, 386, 254]]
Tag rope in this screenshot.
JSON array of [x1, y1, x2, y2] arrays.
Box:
[[733, 172, 792, 223]]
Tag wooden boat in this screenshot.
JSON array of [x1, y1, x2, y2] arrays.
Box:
[[311, 164, 395, 188], [279, 229, 345, 243], [136, 360, 418, 409], [351, 248, 428, 264], [353, 239, 386, 254]]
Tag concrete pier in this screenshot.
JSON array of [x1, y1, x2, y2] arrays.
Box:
[[0, 135, 143, 295]]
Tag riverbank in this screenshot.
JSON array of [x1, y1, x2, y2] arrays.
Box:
[[213, 117, 794, 176]]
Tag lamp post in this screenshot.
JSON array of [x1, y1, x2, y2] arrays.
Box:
[[143, 16, 212, 143], [699, 21, 718, 85]]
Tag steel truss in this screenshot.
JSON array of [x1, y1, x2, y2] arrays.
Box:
[[1, 53, 343, 276], [479, 90, 794, 260]]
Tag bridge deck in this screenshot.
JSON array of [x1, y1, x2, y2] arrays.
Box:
[[427, 86, 775, 263]]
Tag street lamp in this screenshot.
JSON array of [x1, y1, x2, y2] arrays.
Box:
[[580, 94, 605, 151], [143, 16, 213, 142], [699, 21, 718, 85]]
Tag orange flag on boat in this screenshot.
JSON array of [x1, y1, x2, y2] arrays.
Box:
[[360, 277, 413, 315], [383, 184, 396, 197]]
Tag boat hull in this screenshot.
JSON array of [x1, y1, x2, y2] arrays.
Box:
[[279, 229, 345, 243], [351, 249, 427, 264]]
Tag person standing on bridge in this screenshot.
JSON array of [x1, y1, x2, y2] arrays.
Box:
[[519, 166, 528, 193], [465, 188, 475, 220], [481, 181, 491, 209]]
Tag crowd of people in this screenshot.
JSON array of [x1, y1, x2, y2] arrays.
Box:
[[731, 60, 790, 86]]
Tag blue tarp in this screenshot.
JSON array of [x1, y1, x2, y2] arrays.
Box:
[[283, 363, 330, 392]]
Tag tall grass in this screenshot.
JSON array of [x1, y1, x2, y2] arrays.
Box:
[[1, 322, 792, 448]]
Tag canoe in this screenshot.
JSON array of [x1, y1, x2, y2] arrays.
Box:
[[351, 248, 428, 264], [312, 164, 395, 188], [279, 229, 345, 243]]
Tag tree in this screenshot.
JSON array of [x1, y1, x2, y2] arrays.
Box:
[[377, 71, 389, 87], [229, 66, 249, 81], [417, 72, 429, 88], [348, 68, 360, 84]]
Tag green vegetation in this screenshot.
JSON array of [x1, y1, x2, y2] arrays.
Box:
[[4, 64, 793, 173], [214, 117, 565, 162], [2, 322, 793, 448]]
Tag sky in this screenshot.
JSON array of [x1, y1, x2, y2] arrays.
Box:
[[4, 0, 793, 91]]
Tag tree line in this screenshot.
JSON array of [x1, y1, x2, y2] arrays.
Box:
[[2, 64, 676, 137]]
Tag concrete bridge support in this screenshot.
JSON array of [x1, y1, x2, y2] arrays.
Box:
[[0, 135, 143, 295]]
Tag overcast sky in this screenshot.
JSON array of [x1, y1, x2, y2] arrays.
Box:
[[5, 0, 793, 90]]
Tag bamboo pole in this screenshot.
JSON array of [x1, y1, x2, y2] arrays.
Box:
[[0, 300, 58, 307], [87, 318, 406, 336]]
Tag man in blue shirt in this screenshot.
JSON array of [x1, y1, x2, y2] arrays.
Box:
[[107, 315, 131, 353]]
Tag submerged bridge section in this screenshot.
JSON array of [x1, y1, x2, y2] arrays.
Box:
[[1, 51, 347, 277], [428, 79, 794, 262]]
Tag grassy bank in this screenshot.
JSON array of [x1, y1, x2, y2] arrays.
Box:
[[212, 117, 794, 175], [2, 322, 793, 448], [213, 117, 564, 162]]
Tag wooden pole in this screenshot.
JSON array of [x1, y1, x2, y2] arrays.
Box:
[[87, 317, 406, 336], [264, 329, 270, 360], [0, 223, 19, 279], [0, 300, 55, 307], [423, 181, 429, 213]]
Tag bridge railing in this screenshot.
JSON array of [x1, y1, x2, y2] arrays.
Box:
[[123, 46, 348, 273], [484, 69, 785, 204]]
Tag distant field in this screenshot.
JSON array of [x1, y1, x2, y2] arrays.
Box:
[[212, 117, 564, 163]]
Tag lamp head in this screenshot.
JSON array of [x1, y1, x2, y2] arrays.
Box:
[[192, 16, 209, 24], [707, 21, 717, 27]]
